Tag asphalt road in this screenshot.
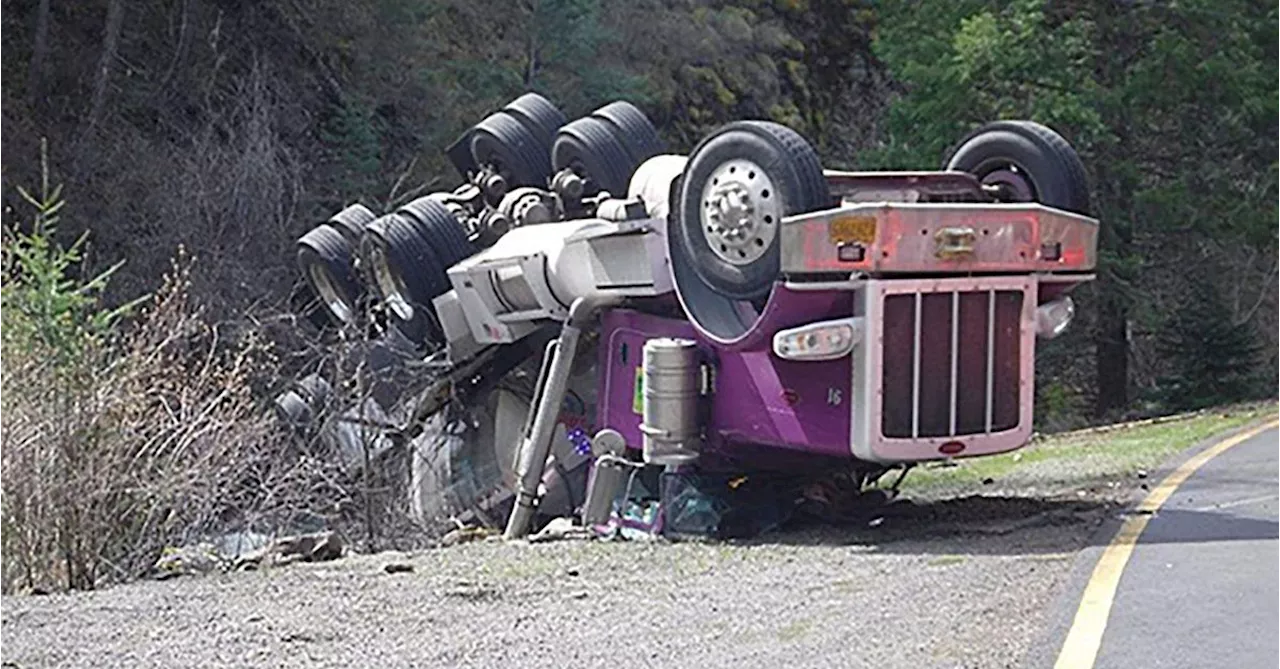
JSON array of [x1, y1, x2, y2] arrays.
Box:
[[1033, 425, 1279, 669]]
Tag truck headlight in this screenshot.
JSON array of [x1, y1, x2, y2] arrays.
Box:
[[773, 317, 863, 361], [1036, 296, 1075, 339]]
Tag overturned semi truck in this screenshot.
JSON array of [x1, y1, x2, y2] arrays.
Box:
[[282, 93, 1097, 538]]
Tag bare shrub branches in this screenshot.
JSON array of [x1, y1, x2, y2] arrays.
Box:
[[0, 160, 373, 593], [1, 241, 276, 591]]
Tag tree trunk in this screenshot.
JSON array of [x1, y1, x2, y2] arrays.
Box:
[[28, 0, 51, 108], [1090, 1, 1141, 418], [524, 35, 539, 89], [1093, 289, 1129, 417], [86, 0, 126, 132], [1091, 162, 1134, 417], [155, 0, 192, 95], [523, 0, 540, 89]]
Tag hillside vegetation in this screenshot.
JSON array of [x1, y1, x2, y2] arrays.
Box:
[[3, 0, 1274, 418]]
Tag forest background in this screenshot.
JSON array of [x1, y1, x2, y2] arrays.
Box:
[[2, 0, 1276, 430]]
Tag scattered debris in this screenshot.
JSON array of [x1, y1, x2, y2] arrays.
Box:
[[266, 531, 344, 565], [151, 530, 344, 579], [152, 543, 226, 579], [663, 470, 801, 539], [598, 500, 664, 541], [530, 517, 591, 543], [440, 526, 499, 548]]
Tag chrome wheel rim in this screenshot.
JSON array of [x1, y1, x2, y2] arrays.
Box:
[[699, 158, 781, 266], [308, 264, 352, 323], [369, 244, 415, 321]]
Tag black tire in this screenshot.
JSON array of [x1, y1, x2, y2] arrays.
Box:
[[503, 93, 567, 158], [551, 116, 635, 196], [324, 203, 377, 247], [396, 196, 475, 268], [668, 121, 830, 342], [591, 101, 663, 166], [944, 120, 1091, 215], [674, 120, 829, 301], [297, 225, 362, 326], [361, 214, 448, 348], [470, 111, 552, 187]]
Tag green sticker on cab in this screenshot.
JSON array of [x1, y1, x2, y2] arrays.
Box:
[[632, 367, 643, 414]]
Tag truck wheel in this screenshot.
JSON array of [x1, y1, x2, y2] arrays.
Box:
[[674, 120, 829, 301], [396, 196, 475, 267], [944, 120, 1091, 216], [470, 111, 553, 187], [503, 93, 567, 159], [297, 225, 362, 326], [668, 121, 830, 343], [591, 101, 663, 167], [361, 214, 449, 348], [324, 203, 377, 248], [551, 116, 634, 196]]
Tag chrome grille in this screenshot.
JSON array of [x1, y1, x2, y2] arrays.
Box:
[[881, 289, 1023, 438]]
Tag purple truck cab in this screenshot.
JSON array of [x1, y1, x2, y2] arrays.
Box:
[[597, 173, 1097, 469]]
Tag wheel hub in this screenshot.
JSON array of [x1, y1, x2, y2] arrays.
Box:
[[369, 245, 415, 321], [980, 165, 1035, 202], [700, 159, 780, 266], [308, 264, 352, 324]]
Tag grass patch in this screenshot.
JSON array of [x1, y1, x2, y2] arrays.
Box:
[[927, 554, 967, 567], [777, 618, 813, 642], [900, 403, 1276, 498], [830, 578, 858, 593]]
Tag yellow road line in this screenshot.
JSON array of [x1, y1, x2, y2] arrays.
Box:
[[1053, 418, 1279, 669]]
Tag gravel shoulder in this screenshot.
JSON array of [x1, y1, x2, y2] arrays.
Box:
[[3, 406, 1273, 669]]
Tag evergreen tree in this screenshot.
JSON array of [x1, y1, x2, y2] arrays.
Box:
[[866, 0, 1277, 417], [1157, 279, 1265, 410]]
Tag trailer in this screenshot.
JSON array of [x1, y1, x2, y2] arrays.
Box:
[[285, 95, 1097, 539]]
